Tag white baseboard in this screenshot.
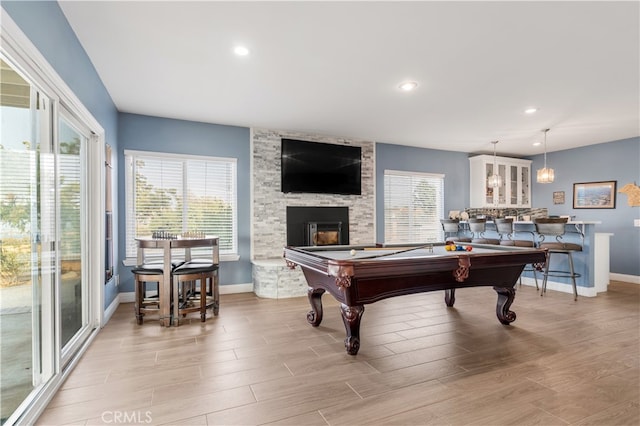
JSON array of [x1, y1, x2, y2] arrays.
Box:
[[103, 293, 120, 323], [610, 273, 640, 285], [221, 283, 254, 294], [119, 292, 135, 303], [519, 272, 640, 297], [519, 276, 597, 297]]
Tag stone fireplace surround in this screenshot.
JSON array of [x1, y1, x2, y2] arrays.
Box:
[[251, 128, 375, 298]]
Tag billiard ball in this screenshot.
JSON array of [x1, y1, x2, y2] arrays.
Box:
[[350, 249, 356, 256]]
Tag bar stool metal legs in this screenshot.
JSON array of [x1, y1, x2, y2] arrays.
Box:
[[542, 249, 580, 301], [535, 218, 582, 301], [495, 218, 538, 290]]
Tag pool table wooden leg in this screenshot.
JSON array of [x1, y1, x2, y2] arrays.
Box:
[[306, 287, 325, 326], [341, 304, 365, 355], [444, 288, 456, 307], [494, 286, 517, 324]]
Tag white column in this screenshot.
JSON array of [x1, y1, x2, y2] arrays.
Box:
[[594, 232, 614, 293]]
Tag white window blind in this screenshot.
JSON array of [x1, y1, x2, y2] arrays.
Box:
[[125, 150, 237, 259], [384, 170, 444, 244]]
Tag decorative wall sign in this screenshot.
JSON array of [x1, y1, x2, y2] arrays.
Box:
[[618, 183, 640, 207], [553, 191, 565, 205], [573, 181, 616, 209]]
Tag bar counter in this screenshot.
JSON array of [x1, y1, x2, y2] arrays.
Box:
[[460, 220, 610, 296]]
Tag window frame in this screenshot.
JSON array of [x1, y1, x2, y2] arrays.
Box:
[[124, 149, 239, 263]]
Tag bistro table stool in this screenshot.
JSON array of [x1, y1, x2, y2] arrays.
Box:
[[171, 261, 219, 324], [495, 218, 539, 289], [440, 219, 472, 243], [468, 218, 500, 245], [534, 218, 582, 300], [132, 263, 165, 325]]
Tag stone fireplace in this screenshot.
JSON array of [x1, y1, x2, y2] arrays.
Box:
[[251, 128, 375, 298]]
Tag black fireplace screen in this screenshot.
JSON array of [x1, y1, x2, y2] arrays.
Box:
[[286, 206, 349, 246], [306, 222, 342, 246]]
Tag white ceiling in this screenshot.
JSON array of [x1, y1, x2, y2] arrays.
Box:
[[59, 1, 639, 157]]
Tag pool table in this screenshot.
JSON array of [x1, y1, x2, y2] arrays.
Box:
[[284, 242, 547, 355]]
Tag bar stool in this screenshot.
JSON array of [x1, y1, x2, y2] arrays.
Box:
[[468, 218, 500, 245], [495, 218, 539, 289], [132, 263, 165, 325], [133, 259, 186, 325], [171, 261, 219, 324], [440, 219, 472, 243], [534, 218, 582, 300]]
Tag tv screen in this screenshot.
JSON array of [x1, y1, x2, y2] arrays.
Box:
[[281, 139, 362, 195]]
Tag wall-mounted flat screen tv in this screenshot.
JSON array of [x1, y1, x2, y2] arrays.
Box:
[[281, 139, 362, 195]]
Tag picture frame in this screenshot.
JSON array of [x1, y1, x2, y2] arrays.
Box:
[[553, 191, 565, 205], [573, 181, 617, 209]]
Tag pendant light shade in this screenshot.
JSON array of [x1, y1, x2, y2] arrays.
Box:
[[487, 141, 502, 188], [536, 129, 555, 184]]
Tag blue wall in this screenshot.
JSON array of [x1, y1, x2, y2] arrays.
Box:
[[530, 137, 640, 276], [375, 144, 470, 242], [3, 1, 121, 308], [117, 113, 252, 292]]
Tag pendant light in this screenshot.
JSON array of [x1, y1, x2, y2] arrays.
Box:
[[487, 141, 502, 188], [536, 128, 555, 183]]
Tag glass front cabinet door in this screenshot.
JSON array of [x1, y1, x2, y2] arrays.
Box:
[[470, 155, 532, 208]]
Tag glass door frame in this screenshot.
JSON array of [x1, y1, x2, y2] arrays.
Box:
[[1, 11, 106, 426], [57, 106, 95, 368]]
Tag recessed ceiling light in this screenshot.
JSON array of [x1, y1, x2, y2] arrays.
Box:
[[234, 46, 250, 56], [533, 142, 542, 146], [399, 81, 418, 91], [524, 107, 538, 114]]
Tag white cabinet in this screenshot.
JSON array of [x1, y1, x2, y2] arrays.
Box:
[[469, 155, 531, 208]]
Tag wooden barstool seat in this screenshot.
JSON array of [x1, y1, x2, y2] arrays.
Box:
[[133, 260, 184, 325], [132, 264, 165, 325], [171, 261, 219, 324]]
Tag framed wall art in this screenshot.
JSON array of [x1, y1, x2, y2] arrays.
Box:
[[573, 181, 616, 209], [553, 191, 565, 205]]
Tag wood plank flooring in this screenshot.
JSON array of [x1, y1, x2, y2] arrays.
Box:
[[37, 281, 639, 425]]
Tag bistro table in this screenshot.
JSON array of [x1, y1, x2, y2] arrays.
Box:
[[136, 236, 219, 327]]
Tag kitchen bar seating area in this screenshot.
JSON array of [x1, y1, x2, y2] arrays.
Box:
[[438, 214, 608, 298]]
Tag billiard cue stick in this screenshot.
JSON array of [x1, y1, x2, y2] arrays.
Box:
[[356, 243, 435, 260]]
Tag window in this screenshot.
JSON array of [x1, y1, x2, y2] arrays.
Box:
[[125, 150, 237, 259], [384, 170, 444, 243]]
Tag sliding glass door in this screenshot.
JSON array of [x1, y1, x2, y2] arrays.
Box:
[[0, 57, 53, 424], [0, 55, 94, 424], [58, 110, 92, 364]]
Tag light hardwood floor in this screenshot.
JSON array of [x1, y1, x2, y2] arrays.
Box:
[[37, 281, 639, 425]]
